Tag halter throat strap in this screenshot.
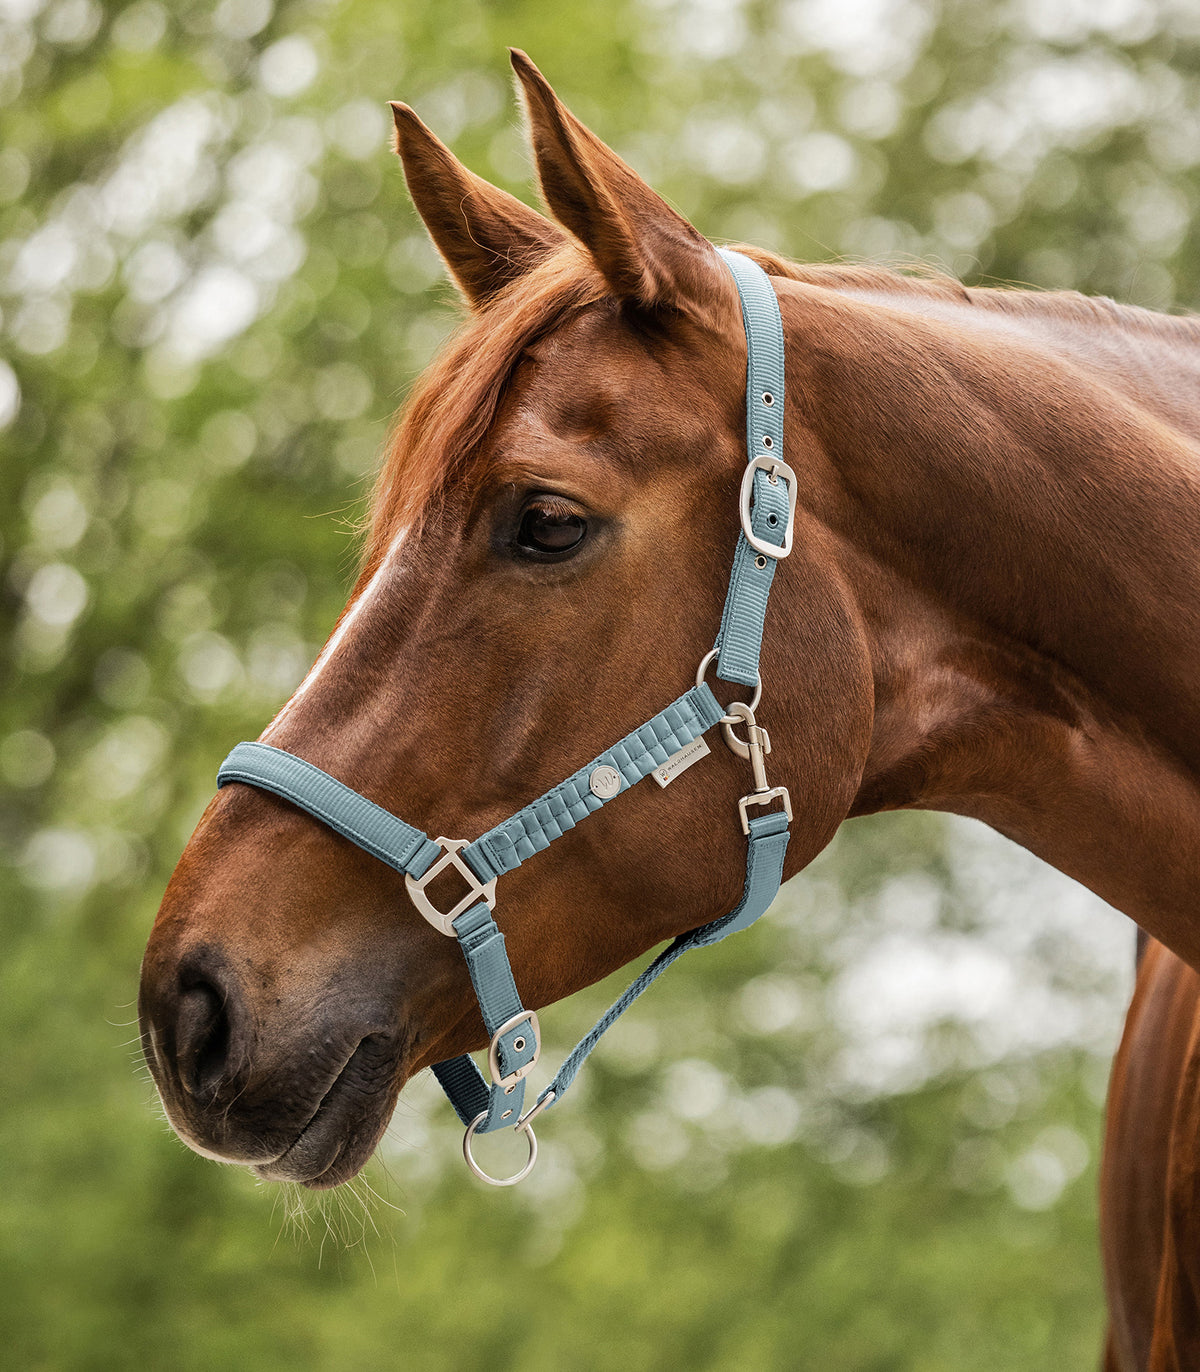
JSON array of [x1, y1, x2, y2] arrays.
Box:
[[214, 248, 792, 1186]]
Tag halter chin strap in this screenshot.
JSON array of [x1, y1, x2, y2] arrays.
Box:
[[215, 248, 793, 1186]]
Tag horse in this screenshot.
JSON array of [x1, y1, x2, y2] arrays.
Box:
[[1103, 938, 1200, 1370], [138, 51, 1200, 1362]]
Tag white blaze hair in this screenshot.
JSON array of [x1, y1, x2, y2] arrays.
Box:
[[262, 526, 407, 739]]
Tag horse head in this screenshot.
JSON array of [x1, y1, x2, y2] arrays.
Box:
[[138, 53, 875, 1187]]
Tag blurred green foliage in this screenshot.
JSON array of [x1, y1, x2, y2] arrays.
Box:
[[4, 0, 1193, 1366]]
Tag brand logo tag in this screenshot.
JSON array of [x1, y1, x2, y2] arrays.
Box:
[[652, 735, 711, 788]]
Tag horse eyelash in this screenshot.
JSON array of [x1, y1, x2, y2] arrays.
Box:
[[523, 494, 582, 520]]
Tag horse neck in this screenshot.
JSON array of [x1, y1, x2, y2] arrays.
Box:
[[778, 278, 1200, 966]]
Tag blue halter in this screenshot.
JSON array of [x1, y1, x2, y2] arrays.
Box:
[[215, 249, 796, 1185]]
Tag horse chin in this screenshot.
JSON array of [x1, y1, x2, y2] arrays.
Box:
[[250, 1035, 401, 1189]]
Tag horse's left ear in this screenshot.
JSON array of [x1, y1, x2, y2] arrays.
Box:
[[390, 100, 567, 309], [510, 50, 737, 328]]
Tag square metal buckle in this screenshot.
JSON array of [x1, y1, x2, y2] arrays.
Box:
[[404, 837, 498, 937], [487, 1010, 541, 1092], [738, 786, 793, 836]]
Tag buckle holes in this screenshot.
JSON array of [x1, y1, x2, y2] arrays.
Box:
[[754, 555, 768, 569], [762, 392, 774, 406], [513, 1036, 526, 1053], [501, 1109, 513, 1119], [762, 434, 773, 448], [767, 513, 778, 526]]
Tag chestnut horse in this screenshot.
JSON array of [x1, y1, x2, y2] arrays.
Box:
[[139, 52, 1200, 1364], [1104, 939, 1200, 1370]]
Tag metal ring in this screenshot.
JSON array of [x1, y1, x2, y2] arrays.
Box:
[[695, 648, 762, 721], [462, 1112, 538, 1188]]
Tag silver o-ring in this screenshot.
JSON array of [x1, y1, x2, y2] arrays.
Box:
[[463, 1112, 538, 1187], [696, 648, 762, 721]]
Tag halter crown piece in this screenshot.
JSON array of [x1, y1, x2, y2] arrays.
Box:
[[216, 249, 796, 1186]]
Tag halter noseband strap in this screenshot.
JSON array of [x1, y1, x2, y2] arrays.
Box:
[[215, 248, 795, 1186]]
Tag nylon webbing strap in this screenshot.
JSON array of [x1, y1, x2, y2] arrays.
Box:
[[215, 748, 535, 1131], [217, 742, 442, 878], [713, 248, 789, 688], [527, 809, 790, 1114], [431, 901, 537, 1131], [464, 684, 723, 883]]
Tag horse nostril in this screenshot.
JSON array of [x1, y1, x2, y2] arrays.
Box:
[[175, 980, 232, 1099]]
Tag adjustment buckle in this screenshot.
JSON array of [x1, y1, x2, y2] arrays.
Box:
[[487, 1010, 541, 1091], [404, 837, 497, 937], [739, 454, 798, 559]]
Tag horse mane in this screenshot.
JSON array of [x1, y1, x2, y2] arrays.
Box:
[[365, 240, 1200, 569], [736, 244, 1200, 341]]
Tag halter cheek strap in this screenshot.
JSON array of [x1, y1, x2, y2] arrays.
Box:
[[215, 248, 794, 1186]]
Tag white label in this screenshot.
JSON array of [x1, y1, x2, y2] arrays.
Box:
[[651, 735, 712, 788]]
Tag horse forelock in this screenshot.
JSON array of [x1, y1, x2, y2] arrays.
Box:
[[362, 247, 609, 573]]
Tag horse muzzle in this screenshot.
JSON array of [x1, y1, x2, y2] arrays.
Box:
[[138, 941, 406, 1188]]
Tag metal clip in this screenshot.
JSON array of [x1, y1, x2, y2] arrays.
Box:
[[517, 1089, 555, 1134], [738, 786, 793, 835], [721, 702, 793, 835]]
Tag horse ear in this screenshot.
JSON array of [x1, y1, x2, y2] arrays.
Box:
[[390, 101, 566, 309], [510, 50, 735, 326]]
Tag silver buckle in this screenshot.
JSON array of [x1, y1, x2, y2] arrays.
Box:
[[739, 454, 797, 559], [738, 787, 793, 835], [404, 837, 498, 937], [487, 1010, 541, 1091]]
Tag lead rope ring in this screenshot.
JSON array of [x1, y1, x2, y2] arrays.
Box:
[[463, 1110, 539, 1187]]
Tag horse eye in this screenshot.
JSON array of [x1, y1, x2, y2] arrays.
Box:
[[515, 505, 588, 557]]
